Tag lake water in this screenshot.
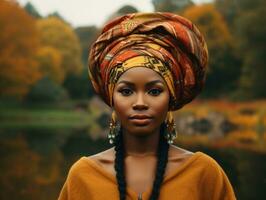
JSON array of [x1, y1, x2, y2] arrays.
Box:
[[0, 128, 265, 200]]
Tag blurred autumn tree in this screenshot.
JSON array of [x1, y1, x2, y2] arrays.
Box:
[[183, 4, 241, 97], [0, 0, 41, 100], [36, 47, 64, 84], [37, 17, 83, 81], [215, 0, 266, 99]]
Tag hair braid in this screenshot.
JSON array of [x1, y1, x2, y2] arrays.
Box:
[[114, 127, 127, 200], [114, 123, 169, 200], [149, 122, 169, 200]]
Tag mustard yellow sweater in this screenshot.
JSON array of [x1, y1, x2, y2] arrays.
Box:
[[58, 152, 236, 200]]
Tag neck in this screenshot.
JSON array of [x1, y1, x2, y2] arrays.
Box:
[[122, 127, 160, 156]]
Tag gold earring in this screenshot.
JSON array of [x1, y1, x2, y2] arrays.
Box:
[[165, 111, 177, 144], [108, 111, 117, 144]]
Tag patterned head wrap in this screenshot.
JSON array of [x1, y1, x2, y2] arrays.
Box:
[[88, 12, 208, 111]]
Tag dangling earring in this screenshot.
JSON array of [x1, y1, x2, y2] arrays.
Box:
[[165, 111, 177, 144], [108, 110, 118, 144]]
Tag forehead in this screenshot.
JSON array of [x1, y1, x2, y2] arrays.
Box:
[[116, 67, 164, 83]]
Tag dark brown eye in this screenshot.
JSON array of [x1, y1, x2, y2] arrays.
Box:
[[149, 88, 162, 96], [119, 88, 132, 96]]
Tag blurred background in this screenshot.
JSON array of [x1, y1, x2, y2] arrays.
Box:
[[0, 0, 265, 199]]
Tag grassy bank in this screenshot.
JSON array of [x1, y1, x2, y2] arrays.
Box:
[[0, 100, 95, 129]]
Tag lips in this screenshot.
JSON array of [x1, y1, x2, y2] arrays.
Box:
[[129, 114, 153, 126], [129, 114, 152, 119]]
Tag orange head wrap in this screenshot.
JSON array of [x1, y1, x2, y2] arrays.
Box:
[[88, 12, 208, 111]]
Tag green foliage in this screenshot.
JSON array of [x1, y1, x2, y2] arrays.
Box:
[[117, 5, 138, 14], [96, 112, 110, 129], [26, 77, 69, 103], [152, 0, 194, 12], [224, 0, 266, 99], [24, 2, 41, 19], [213, 0, 266, 100], [63, 68, 95, 100], [215, 0, 239, 28], [75, 26, 99, 65], [47, 11, 68, 24], [105, 5, 139, 24]]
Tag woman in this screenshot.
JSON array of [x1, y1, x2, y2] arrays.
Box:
[[58, 12, 236, 200]]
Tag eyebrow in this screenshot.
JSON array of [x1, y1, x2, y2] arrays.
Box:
[[117, 80, 164, 87]]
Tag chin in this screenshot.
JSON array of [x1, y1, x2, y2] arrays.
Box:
[[126, 125, 157, 136]]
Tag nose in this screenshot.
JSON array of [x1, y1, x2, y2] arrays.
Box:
[[132, 92, 148, 110]]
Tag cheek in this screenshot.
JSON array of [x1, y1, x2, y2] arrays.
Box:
[[113, 93, 130, 120], [150, 94, 169, 122], [153, 93, 169, 110]]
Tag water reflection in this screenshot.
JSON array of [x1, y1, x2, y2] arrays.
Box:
[[0, 128, 265, 200]]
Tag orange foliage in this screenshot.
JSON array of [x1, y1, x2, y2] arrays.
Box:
[[227, 129, 258, 143], [37, 17, 83, 77], [36, 46, 64, 84], [182, 4, 232, 52], [0, 0, 41, 99], [229, 114, 259, 128], [177, 99, 266, 152]]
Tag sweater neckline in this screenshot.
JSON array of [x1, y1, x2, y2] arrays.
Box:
[[82, 151, 203, 199]]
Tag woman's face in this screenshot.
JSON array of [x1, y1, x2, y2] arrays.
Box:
[[113, 67, 170, 137]]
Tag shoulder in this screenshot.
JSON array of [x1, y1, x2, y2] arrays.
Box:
[[200, 153, 236, 199], [68, 147, 115, 174], [183, 150, 228, 180], [169, 148, 230, 182], [195, 152, 226, 176], [66, 157, 92, 180], [88, 147, 115, 163], [168, 145, 195, 159], [194, 152, 236, 199], [66, 149, 114, 181], [58, 155, 110, 200], [65, 152, 114, 185]]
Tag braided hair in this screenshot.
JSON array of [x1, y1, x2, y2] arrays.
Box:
[[114, 122, 170, 200]]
